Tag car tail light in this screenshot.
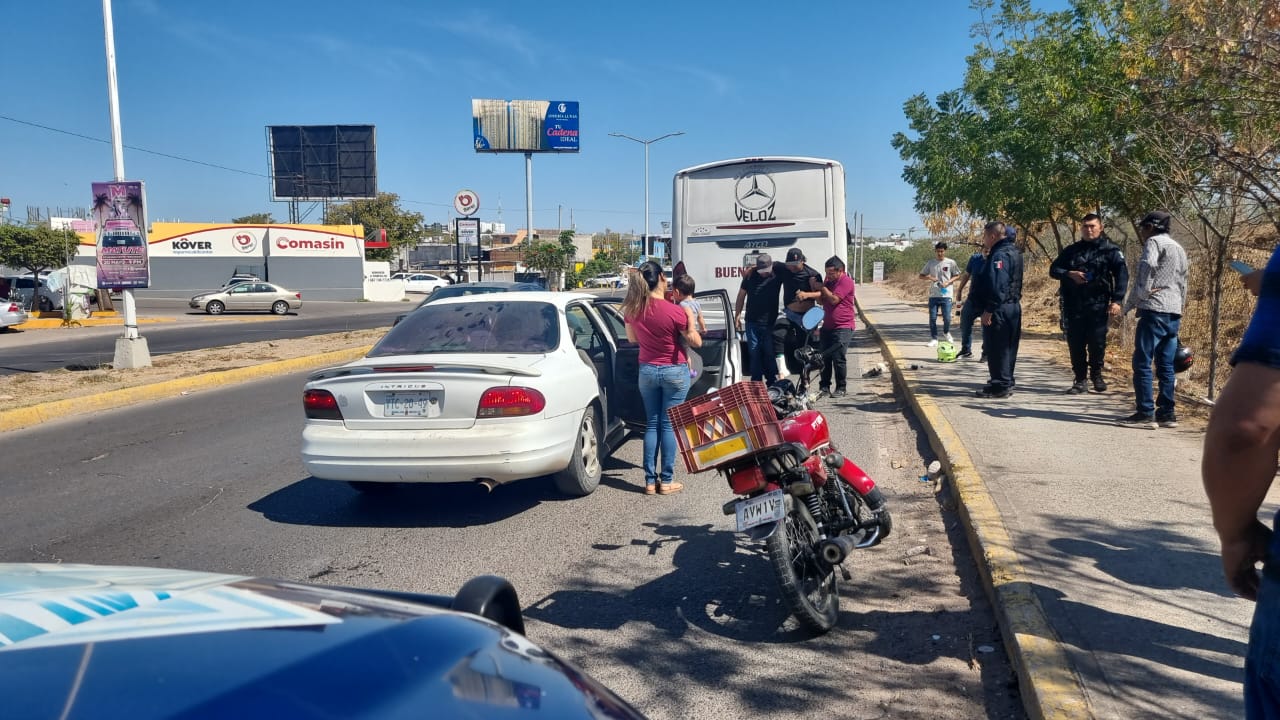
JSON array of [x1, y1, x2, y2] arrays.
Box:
[[5, 303, 18, 312], [729, 465, 767, 495], [303, 389, 342, 420], [477, 387, 546, 418], [295, 293, 302, 299]]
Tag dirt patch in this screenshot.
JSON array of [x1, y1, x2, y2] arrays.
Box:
[[0, 329, 385, 410]]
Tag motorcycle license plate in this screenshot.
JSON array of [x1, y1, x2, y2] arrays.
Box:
[[735, 489, 786, 532]]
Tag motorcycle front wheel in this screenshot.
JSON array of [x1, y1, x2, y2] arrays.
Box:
[[766, 500, 839, 634]]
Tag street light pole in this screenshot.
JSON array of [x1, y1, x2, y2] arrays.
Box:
[[608, 131, 683, 261], [102, 0, 150, 368]]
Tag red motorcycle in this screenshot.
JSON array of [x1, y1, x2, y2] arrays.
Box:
[[669, 358, 892, 634]]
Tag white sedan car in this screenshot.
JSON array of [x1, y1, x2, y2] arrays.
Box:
[[402, 272, 450, 294], [300, 290, 739, 497], [586, 273, 627, 288]]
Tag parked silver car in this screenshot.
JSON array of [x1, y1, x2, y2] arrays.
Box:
[[0, 300, 29, 330], [189, 282, 302, 315]]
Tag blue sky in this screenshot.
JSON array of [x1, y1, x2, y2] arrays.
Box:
[[2, 1, 1042, 237]]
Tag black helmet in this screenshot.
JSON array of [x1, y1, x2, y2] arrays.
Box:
[[1174, 342, 1194, 374]]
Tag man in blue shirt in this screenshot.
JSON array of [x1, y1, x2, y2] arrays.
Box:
[[968, 222, 1023, 398], [1202, 245, 1280, 718], [953, 244, 988, 359]]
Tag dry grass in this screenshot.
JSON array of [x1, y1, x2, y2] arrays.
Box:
[[0, 328, 387, 411]]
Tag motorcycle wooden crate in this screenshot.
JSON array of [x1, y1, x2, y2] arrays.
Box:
[[668, 381, 785, 473]]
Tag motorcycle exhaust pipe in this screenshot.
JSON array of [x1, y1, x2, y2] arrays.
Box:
[[819, 535, 859, 565]]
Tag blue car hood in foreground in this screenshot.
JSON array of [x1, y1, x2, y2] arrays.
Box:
[[0, 564, 644, 720]]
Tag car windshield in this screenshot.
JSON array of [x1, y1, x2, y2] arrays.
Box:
[[422, 285, 505, 303], [372, 300, 559, 356]]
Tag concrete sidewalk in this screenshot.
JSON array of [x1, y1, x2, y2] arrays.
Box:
[[857, 283, 1272, 720]]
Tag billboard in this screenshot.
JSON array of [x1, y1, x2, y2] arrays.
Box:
[[473, 99, 579, 153], [91, 181, 149, 290], [267, 125, 378, 201]]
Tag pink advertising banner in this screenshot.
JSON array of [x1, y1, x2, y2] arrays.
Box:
[[92, 181, 150, 289]]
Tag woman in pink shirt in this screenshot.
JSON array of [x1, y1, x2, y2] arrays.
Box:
[[622, 261, 702, 495]]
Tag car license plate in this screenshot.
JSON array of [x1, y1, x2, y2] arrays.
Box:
[[383, 391, 440, 417], [735, 489, 786, 532]]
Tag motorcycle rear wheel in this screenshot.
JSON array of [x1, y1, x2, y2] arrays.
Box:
[[766, 501, 839, 634]]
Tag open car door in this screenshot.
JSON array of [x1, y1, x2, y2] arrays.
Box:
[[593, 290, 740, 432]]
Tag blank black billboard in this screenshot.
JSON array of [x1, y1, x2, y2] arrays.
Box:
[[267, 125, 377, 201]]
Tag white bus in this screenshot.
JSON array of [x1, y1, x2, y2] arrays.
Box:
[[671, 157, 849, 299]]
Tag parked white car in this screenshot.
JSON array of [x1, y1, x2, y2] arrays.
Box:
[[300, 290, 739, 497], [586, 273, 627, 288], [0, 301, 29, 330], [402, 273, 450, 294]]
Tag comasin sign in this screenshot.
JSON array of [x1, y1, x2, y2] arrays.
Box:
[[74, 224, 364, 259], [472, 99, 580, 153]]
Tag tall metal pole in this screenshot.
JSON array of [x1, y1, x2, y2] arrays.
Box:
[[524, 152, 534, 246], [643, 143, 650, 254], [103, 0, 150, 367], [609, 131, 684, 262]]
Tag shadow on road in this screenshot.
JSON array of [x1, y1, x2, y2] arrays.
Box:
[[249, 456, 643, 528], [248, 475, 570, 528]]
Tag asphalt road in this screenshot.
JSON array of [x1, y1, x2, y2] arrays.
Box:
[[0, 337, 1018, 719], [0, 298, 409, 375]]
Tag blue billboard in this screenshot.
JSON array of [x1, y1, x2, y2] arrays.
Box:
[[473, 99, 579, 153]]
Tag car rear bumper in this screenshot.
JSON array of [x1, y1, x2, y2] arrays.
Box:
[[301, 411, 581, 484]]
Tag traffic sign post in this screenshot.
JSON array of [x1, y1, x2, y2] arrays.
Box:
[[454, 189, 479, 217], [453, 190, 480, 282]]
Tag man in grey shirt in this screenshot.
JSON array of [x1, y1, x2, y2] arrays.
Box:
[[1118, 210, 1190, 428]]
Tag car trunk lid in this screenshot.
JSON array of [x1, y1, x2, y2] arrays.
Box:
[[308, 354, 547, 430]]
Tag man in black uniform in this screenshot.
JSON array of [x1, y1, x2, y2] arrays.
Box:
[[970, 221, 1024, 398], [1049, 213, 1129, 394]]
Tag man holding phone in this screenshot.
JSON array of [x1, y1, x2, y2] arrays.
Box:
[[1203, 245, 1280, 716], [1050, 213, 1129, 393]]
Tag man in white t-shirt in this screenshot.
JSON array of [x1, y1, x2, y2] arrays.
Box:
[[919, 241, 961, 347]]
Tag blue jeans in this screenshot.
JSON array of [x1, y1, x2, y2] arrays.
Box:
[[1131, 311, 1180, 416], [745, 321, 778, 384], [1247, 516, 1280, 718], [959, 300, 979, 354], [638, 363, 690, 486], [928, 297, 953, 338]]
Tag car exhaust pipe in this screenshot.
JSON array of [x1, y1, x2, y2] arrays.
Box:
[[819, 535, 859, 565], [476, 479, 498, 493]]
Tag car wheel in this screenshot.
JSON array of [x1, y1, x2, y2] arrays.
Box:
[[271, 300, 289, 315], [554, 406, 602, 497], [205, 300, 225, 315], [348, 481, 397, 494], [38, 295, 54, 313]]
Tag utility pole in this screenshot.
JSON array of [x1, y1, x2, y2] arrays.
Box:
[[103, 0, 150, 368]]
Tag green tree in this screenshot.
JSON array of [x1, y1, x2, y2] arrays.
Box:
[[521, 240, 569, 286], [892, 0, 1160, 257], [231, 212, 275, 224], [0, 224, 79, 309], [558, 229, 579, 287], [324, 192, 425, 262]]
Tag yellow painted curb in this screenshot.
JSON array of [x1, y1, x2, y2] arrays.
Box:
[[0, 346, 371, 433], [13, 316, 174, 329], [857, 298, 1094, 720]]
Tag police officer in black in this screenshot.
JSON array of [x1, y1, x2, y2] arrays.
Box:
[[1049, 213, 1129, 394], [970, 221, 1024, 398]]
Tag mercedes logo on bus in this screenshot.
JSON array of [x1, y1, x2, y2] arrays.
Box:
[[734, 171, 776, 221]]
